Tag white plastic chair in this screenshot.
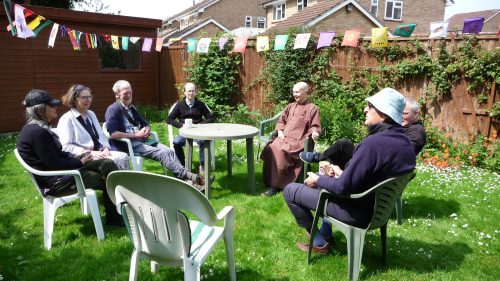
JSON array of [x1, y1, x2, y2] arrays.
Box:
[[14, 148, 104, 250], [102, 122, 159, 171], [167, 104, 216, 170], [106, 171, 236, 281]]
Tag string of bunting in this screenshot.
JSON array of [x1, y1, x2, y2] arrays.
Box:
[[3, 0, 494, 55]]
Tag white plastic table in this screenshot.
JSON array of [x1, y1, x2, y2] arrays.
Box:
[[179, 123, 259, 197]]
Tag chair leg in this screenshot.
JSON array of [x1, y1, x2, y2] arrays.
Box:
[[129, 250, 140, 281], [85, 190, 104, 241], [224, 232, 236, 281], [346, 228, 367, 281], [380, 224, 387, 265], [43, 198, 56, 250], [151, 261, 158, 273], [81, 197, 89, 215], [395, 194, 402, 225], [210, 141, 216, 170], [184, 261, 201, 281]]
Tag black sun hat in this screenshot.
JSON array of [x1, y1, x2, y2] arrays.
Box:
[[23, 89, 62, 107]]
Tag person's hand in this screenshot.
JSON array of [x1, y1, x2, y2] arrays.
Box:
[[311, 131, 319, 141], [80, 152, 93, 164], [304, 172, 319, 187], [135, 127, 150, 140], [90, 150, 104, 159], [101, 147, 110, 157], [331, 165, 343, 178], [278, 130, 285, 139]]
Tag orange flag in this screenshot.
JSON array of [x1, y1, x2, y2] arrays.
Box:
[[341, 30, 361, 48]]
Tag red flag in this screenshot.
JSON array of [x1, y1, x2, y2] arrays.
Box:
[[233, 36, 248, 53], [341, 30, 361, 48]]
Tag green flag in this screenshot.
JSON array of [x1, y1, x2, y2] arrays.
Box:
[[187, 38, 197, 53], [395, 24, 416, 37]]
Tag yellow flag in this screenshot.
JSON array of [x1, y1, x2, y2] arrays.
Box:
[[111, 35, 120, 50], [371, 27, 388, 49], [27, 15, 44, 30], [256, 36, 269, 52]]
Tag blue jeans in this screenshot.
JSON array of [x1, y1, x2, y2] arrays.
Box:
[[132, 140, 188, 179], [173, 135, 205, 166]]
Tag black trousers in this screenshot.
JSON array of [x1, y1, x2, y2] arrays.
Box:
[[320, 138, 355, 170]]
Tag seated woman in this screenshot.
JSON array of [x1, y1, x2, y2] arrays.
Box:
[[16, 89, 123, 226], [57, 84, 129, 170], [260, 81, 321, 196]]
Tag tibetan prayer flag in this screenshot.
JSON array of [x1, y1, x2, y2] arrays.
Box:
[[371, 27, 388, 49], [256, 36, 269, 52], [168, 38, 180, 43], [395, 24, 416, 37], [274, 34, 288, 50], [27, 15, 44, 30], [68, 30, 81, 50], [294, 33, 310, 49], [91, 34, 98, 49], [14, 4, 35, 38], [48, 22, 58, 48], [4, 0, 16, 36], [233, 36, 248, 53], [463, 17, 484, 34], [32, 19, 51, 37], [103, 35, 111, 42], [142, 38, 153, 52], [121, 36, 129, 51], [156, 37, 165, 52], [130, 37, 140, 44], [196, 37, 211, 53], [111, 35, 120, 50], [219, 37, 228, 50], [342, 30, 361, 48], [187, 38, 197, 52], [429, 21, 449, 39], [317, 32, 335, 49], [85, 33, 91, 48]]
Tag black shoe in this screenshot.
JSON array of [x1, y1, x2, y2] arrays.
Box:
[[261, 187, 279, 197], [299, 151, 320, 164]]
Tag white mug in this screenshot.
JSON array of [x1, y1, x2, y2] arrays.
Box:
[[184, 118, 193, 128]]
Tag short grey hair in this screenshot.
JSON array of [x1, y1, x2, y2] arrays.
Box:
[[184, 82, 196, 91], [25, 103, 47, 122], [294, 81, 309, 93], [407, 99, 420, 113], [112, 80, 131, 93]]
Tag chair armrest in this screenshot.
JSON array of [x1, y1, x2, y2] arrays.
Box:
[[150, 131, 159, 142], [30, 168, 86, 197], [216, 206, 234, 221], [259, 112, 281, 138], [113, 137, 136, 157], [348, 172, 415, 199]]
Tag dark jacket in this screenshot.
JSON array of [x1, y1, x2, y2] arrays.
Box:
[[166, 98, 215, 129], [16, 124, 82, 190], [105, 101, 149, 152], [316, 125, 416, 228], [404, 120, 426, 155]]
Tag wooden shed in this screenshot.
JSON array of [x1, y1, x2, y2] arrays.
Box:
[[0, 5, 162, 133]]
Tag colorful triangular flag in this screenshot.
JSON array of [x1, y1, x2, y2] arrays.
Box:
[[371, 27, 388, 49], [256, 36, 269, 52], [463, 17, 484, 34], [429, 21, 449, 39], [395, 24, 416, 37], [342, 30, 361, 48], [317, 32, 335, 49]]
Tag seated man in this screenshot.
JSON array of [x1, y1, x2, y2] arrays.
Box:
[[166, 82, 215, 173], [260, 81, 321, 197], [300, 98, 426, 166], [284, 88, 416, 254], [104, 80, 204, 189]]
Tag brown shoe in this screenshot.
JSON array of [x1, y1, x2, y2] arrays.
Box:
[[296, 241, 331, 254]]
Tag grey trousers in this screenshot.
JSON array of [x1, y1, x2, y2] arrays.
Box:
[[132, 141, 188, 179]]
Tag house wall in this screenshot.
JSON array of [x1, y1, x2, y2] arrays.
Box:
[[186, 22, 225, 38], [311, 5, 379, 33], [199, 0, 265, 29], [0, 6, 161, 133], [266, 0, 319, 28]]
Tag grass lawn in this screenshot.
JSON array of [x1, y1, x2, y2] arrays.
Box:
[[0, 123, 498, 280]]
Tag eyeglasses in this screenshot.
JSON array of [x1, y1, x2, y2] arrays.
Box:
[[367, 103, 375, 109], [78, 95, 92, 100]]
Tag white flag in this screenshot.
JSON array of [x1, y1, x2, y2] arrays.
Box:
[[293, 33, 311, 49], [196, 38, 211, 53], [129, 37, 140, 44], [429, 21, 449, 39], [14, 4, 35, 38], [48, 23, 59, 47]]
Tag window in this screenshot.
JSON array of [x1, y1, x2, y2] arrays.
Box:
[[180, 17, 188, 30], [297, 0, 308, 11], [370, 0, 378, 16], [273, 3, 286, 21], [257, 17, 266, 29], [245, 16, 252, 28], [385, 0, 403, 21], [99, 39, 141, 71]]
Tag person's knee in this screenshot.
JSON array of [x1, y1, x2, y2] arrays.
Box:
[[283, 183, 301, 202]]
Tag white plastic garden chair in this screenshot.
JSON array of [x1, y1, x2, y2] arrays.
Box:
[[14, 148, 104, 250], [106, 171, 235, 281]]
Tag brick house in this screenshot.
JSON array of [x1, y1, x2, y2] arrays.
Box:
[[160, 0, 266, 40], [262, 0, 447, 35]]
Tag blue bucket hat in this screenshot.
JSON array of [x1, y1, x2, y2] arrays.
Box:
[[366, 88, 406, 125]]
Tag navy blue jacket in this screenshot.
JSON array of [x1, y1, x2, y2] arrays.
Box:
[[317, 126, 416, 228], [105, 101, 149, 153], [166, 98, 215, 129]]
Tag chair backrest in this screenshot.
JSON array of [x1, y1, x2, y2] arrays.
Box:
[[106, 171, 219, 261], [14, 148, 44, 196], [167, 103, 213, 148], [367, 172, 416, 230], [102, 122, 110, 138]]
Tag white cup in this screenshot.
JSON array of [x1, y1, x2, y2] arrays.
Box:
[[184, 118, 193, 128]]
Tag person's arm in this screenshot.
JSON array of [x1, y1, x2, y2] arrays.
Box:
[[57, 113, 85, 155], [307, 105, 321, 141], [200, 103, 215, 124], [166, 103, 183, 128], [405, 123, 426, 155], [33, 129, 82, 170], [275, 105, 289, 138]]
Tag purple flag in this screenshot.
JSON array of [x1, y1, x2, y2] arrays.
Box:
[[463, 17, 484, 34], [142, 38, 153, 52], [317, 32, 336, 49], [219, 37, 228, 50]]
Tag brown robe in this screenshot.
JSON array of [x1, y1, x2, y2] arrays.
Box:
[[261, 99, 321, 189]]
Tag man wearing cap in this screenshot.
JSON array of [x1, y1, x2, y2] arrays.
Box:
[[283, 88, 416, 254]]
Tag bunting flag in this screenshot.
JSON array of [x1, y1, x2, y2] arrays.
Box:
[[187, 38, 197, 52], [371, 27, 388, 49], [14, 4, 35, 38], [256, 36, 269, 52], [156, 37, 165, 52], [129, 37, 140, 44], [233, 36, 248, 53], [168, 38, 180, 43], [463, 17, 484, 34], [32, 19, 51, 37], [429, 21, 449, 39], [219, 37, 228, 50], [293, 33, 311, 49], [47, 22, 58, 47], [103, 34, 111, 42], [111, 35, 120, 50], [274, 34, 288, 50], [317, 32, 335, 49], [68, 30, 81, 50], [85, 33, 91, 48], [196, 37, 211, 53], [142, 37, 152, 52], [27, 15, 44, 30], [342, 29, 361, 48], [395, 24, 416, 37], [121, 36, 129, 51], [4, 0, 16, 35], [91, 34, 98, 49]]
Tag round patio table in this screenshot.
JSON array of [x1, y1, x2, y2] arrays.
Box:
[[179, 123, 259, 197]]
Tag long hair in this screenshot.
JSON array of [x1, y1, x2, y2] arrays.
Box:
[[25, 103, 47, 122], [61, 84, 91, 108]]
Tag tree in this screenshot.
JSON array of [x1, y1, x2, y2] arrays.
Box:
[[17, 0, 87, 9], [73, 0, 109, 12]]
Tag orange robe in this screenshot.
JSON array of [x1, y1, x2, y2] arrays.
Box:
[[261, 100, 321, 189]]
